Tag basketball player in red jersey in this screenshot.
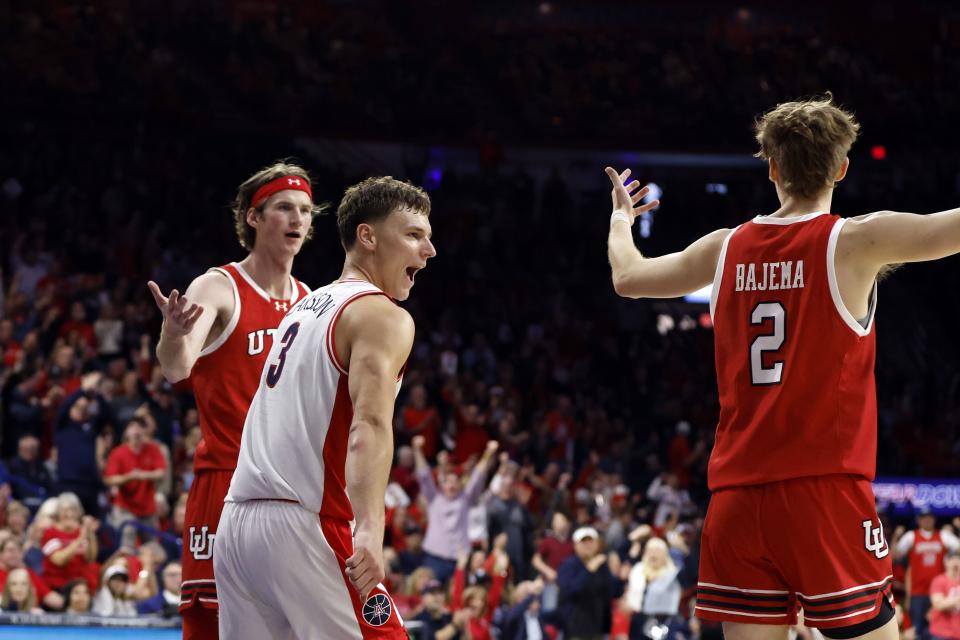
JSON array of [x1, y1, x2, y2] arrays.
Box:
[[147, 162, 316, 639], [605, 93, 960, 640]]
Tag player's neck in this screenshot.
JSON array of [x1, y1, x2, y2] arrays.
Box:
[[769, 189, 834, 218], [338, 257, 379, 289], [238, 251, 293, 299]]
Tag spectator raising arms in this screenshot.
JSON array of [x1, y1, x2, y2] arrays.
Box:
[[415, 436, 500, 584]]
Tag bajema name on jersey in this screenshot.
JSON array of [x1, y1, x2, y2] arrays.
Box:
[[734, 260, 805, 292]]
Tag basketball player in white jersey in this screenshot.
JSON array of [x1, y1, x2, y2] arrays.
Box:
[[215, 176, 435, 639]]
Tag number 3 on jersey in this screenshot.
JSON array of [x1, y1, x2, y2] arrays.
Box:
[[266, 322, 300, 387], [750, 302, 786, 385]]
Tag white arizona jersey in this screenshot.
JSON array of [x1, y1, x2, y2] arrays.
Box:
[[226, 279, 395, 519]]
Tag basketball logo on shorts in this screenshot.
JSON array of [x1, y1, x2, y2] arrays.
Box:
[[362, 593, 392, 627], [862, 519, 889, 559]]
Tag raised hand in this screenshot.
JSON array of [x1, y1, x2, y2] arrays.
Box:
[[605, 167, 661, 223], [147, 281, 204, 339]]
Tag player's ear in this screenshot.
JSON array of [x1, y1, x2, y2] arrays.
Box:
[[246, 208, 261, 229], [768, 158, 779, 184], [355, 223, 376, 251], [834, 157, 850, 184]]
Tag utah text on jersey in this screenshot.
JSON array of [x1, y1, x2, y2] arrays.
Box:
[[247, 328, 279, 356]]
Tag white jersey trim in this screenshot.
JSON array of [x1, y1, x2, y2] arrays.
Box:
[[709, 227, 738, 323], [198, 267, 240, 357], [234, 262, 300, 304], [796, 576, 893, 600], [802, 605, 879, 622], [694, 606, 787, 619], [697, 581, 789, 595], [752, 211, 828, 225], [826, 219, 877, 337], [325, 290, 387, 376]]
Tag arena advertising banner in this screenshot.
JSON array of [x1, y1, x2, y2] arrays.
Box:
[[874, 477, 960, 516]]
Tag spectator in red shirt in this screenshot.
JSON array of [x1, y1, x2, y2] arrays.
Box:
[[40, 491, 100, 591], [532, 511, 575, 613], [104, 416, 166, 549], [58, 301, 97, 354], [0, 537, 63, 610], [930, 550, 960, 640], [399, 384, 442, 456], [389, 445, 420, 502]]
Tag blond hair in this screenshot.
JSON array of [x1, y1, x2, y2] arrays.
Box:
[[1, 568, 37, 611], [754, 92, 860, 199]]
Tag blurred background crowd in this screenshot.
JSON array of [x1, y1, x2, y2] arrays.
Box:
[[3, 1, 960, 639]]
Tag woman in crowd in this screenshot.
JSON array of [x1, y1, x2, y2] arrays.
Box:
[[1, 567, 42, 613], [63, 579, 93, 614], [623, 537, 682, 640]]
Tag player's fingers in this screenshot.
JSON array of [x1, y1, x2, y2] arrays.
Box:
[[184, 305, 204, 328], [168, 289, 180, 310], [625, 180, 642, 193], [634, 199, 660, 214], [619, 168, 632, 182], [631, 186, 652, 204], [604, 167, 621, 185], [146, 281, 167, 308]]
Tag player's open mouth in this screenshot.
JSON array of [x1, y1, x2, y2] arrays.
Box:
[[405, 267, 418, 283], [285, 231, 302, 238]]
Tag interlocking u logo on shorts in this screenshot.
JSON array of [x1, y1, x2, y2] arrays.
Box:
[[189, 525, 216, 560], [861, 519, 889, 559]]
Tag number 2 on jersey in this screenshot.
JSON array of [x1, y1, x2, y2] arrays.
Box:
[[266, 322, 300, 388], [750, 302, 786, 385]]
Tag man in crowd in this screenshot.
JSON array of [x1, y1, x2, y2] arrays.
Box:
[[104, 416, 167, 549]]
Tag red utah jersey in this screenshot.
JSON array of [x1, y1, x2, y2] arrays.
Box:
[[708, 212, 878, 490], [190, 263, 309, 471], [909, 530, 948, 595]]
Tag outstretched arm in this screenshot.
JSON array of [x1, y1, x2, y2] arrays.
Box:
[[340, 296, 416, 601], [840, 207, 960, 273], [605, 167, 730, 299], [148, 271, 231, 382]]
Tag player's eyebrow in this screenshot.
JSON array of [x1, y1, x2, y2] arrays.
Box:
[[406, 223, 432, 239]]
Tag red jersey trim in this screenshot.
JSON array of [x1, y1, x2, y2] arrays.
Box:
[[710, 227, 738, 323], [325, 291, 389, 376], [198, 267, 241, 357], [826, 219, 878, 337]]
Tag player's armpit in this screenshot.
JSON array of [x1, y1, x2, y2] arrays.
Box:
[[841, 207, 960, 270], [154, 271, 232, 382], [610, 227, 731, 299]]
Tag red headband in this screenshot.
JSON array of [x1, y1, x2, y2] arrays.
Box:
[[251, 175, 313, 208]]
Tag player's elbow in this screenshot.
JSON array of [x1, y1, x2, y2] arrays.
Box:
[[612, 273, 642, 299], [158, 362, 191, 384], [348, 415, 392, 450]]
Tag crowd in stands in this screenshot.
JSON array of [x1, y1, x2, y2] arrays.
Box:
[[2, 2, 960, 637], [2, 126, 960, 636], [4, 1, 960, 152]]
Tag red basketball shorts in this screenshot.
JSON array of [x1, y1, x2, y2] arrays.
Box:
[[180, 469, 233, 612], [696, 474, 895, 630]]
